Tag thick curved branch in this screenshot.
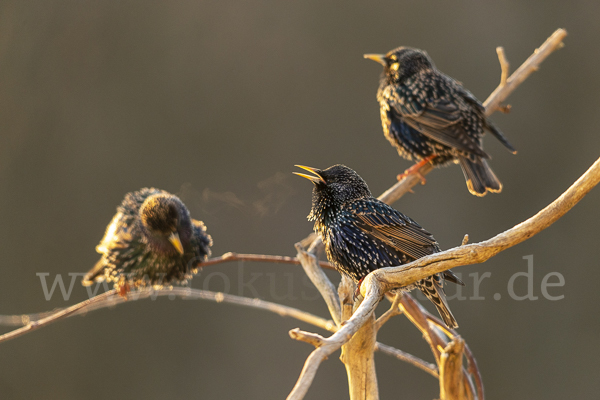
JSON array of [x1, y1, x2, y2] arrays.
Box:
[[362, 154, 600, 296]]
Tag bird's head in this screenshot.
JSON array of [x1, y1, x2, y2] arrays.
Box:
[[364, 47, 434, 83], [294, 164, 371, 218], [140, 194, 191, 255]]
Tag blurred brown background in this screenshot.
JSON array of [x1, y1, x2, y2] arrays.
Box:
[[0, 1, 598, 399]]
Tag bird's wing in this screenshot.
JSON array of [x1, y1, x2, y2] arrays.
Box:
[[95, 212, 134, 254], [83, 212, 139, 285], [388, 80, 489, 158], [351, 199, 440, 260]]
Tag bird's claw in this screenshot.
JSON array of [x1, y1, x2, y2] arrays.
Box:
[[117, 282, 131, 299], [353, 277, 365, 301], [396, 156, 436, 184]]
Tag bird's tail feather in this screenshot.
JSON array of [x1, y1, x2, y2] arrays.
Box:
[[458, 156, 502, 197], [443, 269, 465, 286], [487, 121, 517, 154], [81, 260, 107, 287], [417, 276, 459, 329]]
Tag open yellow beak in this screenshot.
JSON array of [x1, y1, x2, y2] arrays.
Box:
[[293, 165, 325, 184], [363, 53, 387, 66], [168, 232, 185, 255]]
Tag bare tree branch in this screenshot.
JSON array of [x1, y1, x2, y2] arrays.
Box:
[[496, 47, 510, 88], [0, 285, 436, 380], [289, 329, 326, 347], [461, 234, 470, 246], [295, 243, 342, 326], [374, 292, 402, 331], [484, 28, 567, 115], [199, 251, 334, 270], [0, 290, 117, 343], [374, 342, 438, 378]]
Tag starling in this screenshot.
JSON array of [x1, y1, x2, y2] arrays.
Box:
[[364, 47, 516, 196], [295, 164, 463, 328], [82, 188, 212, 293]]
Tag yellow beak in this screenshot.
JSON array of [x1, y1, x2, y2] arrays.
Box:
[[363, 53, 387, 66], [168, 232, 185, 255], [293, 165, 326, 184]]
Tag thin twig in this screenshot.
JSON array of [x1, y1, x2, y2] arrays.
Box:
[[461, 234, 470, 246], [484, 28, 567, 115], [374, 342, 438, 378], [289, 329, 326, 347], [0, 290, 117, 343], [375, 292, 402, 331], [199, 251, 334, 270], [396, 293, 448, 365], [495, 47, 512, 114], [496, 47, 510, 87], [0, 288, 334, 342], [0, 310, 58, 327]]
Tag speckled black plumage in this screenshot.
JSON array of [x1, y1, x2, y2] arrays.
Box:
[[296, 164, 463, 328], [82, 188, 212, 291], [365, 47, 516, 196]]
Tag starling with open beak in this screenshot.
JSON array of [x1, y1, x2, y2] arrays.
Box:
[[295, 164, 463, 328]]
